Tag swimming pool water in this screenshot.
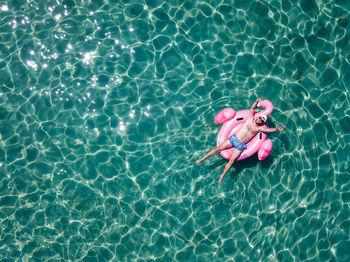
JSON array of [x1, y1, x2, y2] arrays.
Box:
[[0, 0, 349, 261]]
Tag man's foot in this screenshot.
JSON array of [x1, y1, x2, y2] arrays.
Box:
[[195, 159, 202, 164]]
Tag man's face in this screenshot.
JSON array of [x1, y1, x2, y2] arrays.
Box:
[[255, 116, 265, 125]]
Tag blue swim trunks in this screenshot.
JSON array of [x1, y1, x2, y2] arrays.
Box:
[[228, 134, 247, 151]]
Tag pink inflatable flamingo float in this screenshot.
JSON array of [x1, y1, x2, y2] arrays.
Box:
[[214, 100, 274, 161]]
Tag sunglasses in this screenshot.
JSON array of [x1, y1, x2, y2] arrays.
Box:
[[258, 117, 265, 121]]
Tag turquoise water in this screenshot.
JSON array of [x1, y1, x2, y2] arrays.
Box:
[[0, 0, 349, 261]]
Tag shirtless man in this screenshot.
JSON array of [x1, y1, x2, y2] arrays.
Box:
[[196, 98, 285, 184]]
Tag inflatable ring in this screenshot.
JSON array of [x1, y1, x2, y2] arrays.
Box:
[[214, 100, 274, 161]]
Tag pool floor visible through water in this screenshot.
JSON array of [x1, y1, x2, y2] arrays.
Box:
[[0, 0, 349, 261]]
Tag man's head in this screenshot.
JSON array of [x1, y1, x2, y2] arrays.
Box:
[[255, 114, 267, 125]]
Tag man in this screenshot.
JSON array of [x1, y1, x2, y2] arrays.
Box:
[[196, 98, 285, 184]]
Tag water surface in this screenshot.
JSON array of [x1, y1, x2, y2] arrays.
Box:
[[0, 0, 349, 261]]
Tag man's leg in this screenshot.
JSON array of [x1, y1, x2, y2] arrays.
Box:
[[196, 140, 232, 164], [218, 148, 242, 184]]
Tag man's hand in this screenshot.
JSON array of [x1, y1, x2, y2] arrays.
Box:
[[278, 126, 285, 131], [251, 98, 263, 112]]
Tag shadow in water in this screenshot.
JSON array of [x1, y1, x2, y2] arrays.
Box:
[[206, 153, 275, 180]]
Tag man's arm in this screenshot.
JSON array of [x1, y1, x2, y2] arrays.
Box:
[[249, 98, 263, 118], [259, 126, 285, 133]]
